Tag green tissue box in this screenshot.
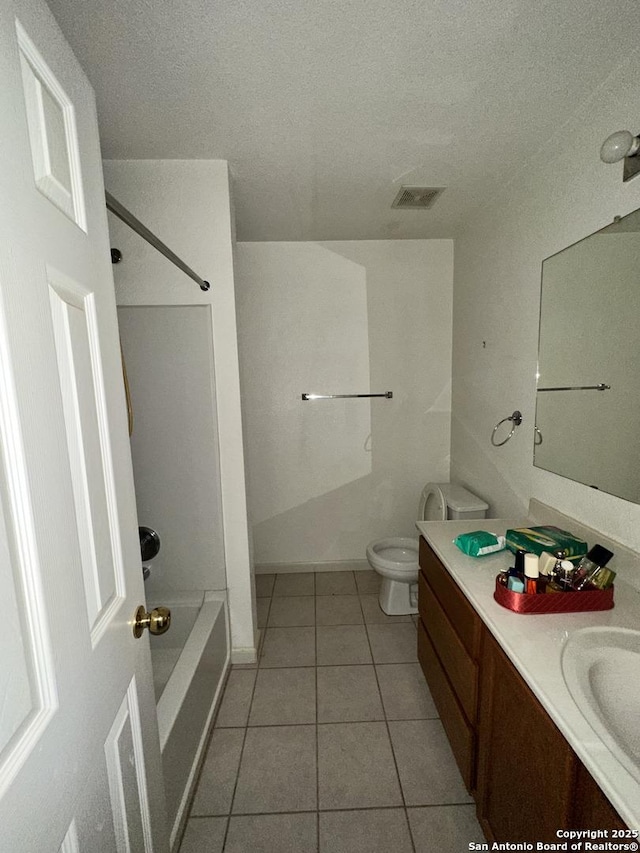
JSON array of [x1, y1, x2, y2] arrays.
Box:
[[505, 525, 587, 563]]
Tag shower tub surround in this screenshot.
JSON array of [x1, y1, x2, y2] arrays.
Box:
[[150, 591, 229, 851]]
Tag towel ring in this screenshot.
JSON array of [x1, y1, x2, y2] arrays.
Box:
[[491, 410, 522, 447]]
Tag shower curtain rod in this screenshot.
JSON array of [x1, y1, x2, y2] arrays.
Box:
[[105, 191, 210, 292]]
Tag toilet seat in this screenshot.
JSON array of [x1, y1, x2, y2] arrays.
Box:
[[366, 537, 419, 581], [367, 486, 448, 581], [419, 483, 447, 521]]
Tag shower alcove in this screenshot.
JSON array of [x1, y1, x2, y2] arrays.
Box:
[[118, 304, 229, 849]]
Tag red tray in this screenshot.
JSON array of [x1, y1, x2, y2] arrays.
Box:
[[494, 577, 614, 614]]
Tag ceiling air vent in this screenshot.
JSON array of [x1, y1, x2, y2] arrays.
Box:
[[391, 186, 445, 209]]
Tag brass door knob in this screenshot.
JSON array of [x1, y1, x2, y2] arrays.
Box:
[[133, 605, 171, 639]]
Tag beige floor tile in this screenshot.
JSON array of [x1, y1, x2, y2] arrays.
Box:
[[408, 805, 485, 852], [215, 669, 257, 727], [317, 721, 403, 809], [316, 624, 372, 665], [354, 570, 381, 594], [233, 725, 317, 813], [376, 663, 438, 720], [317, 665, 383, 722], [249, 668, 316, 725], [260, 626, 316, 667], [319, 809, 413, 853], [273, 572, 315, 596], [225, 813, 317, 853], [316, 594, 363, 625], [366, 623, 418, 663], [255, 573, 276, 597], [267, 595, 315, 627], [256, 597, 271, 629], [315, 571, 357, 595], [191, 728, 244, 815], [389, 719, 474, 806], [179, 817, 226, 853]]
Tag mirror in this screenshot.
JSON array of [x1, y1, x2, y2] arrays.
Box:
[[534, 207, 640, 504]]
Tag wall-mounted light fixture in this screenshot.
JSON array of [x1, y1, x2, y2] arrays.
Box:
[[600, 130, 640, 182]]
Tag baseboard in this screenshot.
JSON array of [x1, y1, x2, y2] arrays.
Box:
[[254, 559, 371, 575], [231, 645, 258, 664]]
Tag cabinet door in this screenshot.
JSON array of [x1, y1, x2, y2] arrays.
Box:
[[477, 629, 575, 842], [571, 762, 626, 831]]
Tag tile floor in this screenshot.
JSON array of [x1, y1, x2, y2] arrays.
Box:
[[179, 570, 485, 853]]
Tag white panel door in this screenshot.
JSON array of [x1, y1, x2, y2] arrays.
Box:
[[0, 0, 168, 850]]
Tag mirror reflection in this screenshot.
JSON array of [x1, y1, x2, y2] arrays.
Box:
[[534, 207, 640, 504]]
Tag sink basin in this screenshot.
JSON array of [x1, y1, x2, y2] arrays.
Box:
[[561, 626, 640, 783]]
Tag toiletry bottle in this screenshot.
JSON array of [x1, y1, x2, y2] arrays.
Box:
[[508, 549, 527, 580], [547, 560, 575, 593], [524, 553, 539, 594], [559, 560, 576, 590], [549, 549, 567, 581], [537, 551, 555, 593], [586, 565, 616, 590], [571, 545, 614, 591], [504, 548, 529, 592], [538, 551, 556, 577], [546, 549, 566, 586]]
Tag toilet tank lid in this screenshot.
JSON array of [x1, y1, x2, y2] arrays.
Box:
[[441, 483, 488, 513]]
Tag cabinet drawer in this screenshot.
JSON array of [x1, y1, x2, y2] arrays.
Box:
[[418, 572, 478, 723], [419, 537, 481, 659], [417, 617, 475, 792]]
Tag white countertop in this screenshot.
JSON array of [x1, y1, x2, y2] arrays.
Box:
[[416, 501, 640, 829]]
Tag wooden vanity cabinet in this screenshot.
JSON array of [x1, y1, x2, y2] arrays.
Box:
[[417, 535, 627, 840]]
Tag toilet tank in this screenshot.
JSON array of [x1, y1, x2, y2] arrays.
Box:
[[444, 484, 488, 520]]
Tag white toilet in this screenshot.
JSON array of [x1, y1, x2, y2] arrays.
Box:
[[366, 483, 489, 615]]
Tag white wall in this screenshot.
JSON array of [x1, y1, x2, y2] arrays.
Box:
[[117, 305, 226, 598], [451, 49, 640, 551], [103, 160, 256, 659], [235, 240, 453, 566]]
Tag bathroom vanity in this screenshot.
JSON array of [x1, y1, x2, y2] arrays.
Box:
[[416, 502, 640, 841]]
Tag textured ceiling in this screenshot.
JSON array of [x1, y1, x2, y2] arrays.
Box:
[[47, 0, 639, 241]]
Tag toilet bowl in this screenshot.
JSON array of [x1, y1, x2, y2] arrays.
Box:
[[366, 483, 488, 615], [366, 537, 420, 615]]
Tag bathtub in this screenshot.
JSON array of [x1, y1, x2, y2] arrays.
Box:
[[149, 591, 229, 850]]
